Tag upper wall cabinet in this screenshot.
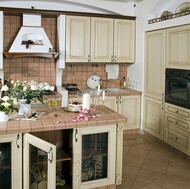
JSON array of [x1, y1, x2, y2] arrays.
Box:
[[66, 16, 90, 62], [91, 17, 113, 62], [66, 16, 135, 63], [166, 25, 190, 69]]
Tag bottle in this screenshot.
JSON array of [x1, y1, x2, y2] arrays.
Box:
[[0, 78, 2, 89], [120, 77, 126, 89]]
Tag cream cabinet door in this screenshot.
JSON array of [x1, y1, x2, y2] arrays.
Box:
[[118, 95, 141, 130], [144, 30, 166, 100], [143, 96, 164, 140], [72, 125, 116, 189], [166, 25, 190, 69], [91, 17, 113, 62], [0, 134, 22, 189], [114, 19, 135, 63], [23, 133, 56, 189], [66, 16, 90, 62], [98, 96, 117, 112]]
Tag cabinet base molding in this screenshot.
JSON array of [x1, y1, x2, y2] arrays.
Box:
[[123, 129, 140, 135], [144, 131, 190, 160]]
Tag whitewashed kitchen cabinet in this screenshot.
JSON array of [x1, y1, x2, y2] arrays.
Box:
[[91, 17, 113, 62], [66, 16, 90, 62], [73, 125, 123, 189], [144, 30, 166, 100], [164, 103, 190, 155], [23, 133, 56, 189], [114, 19, 135, 63], [0, 134, 22, 189], [166, 24, 190, 69], [98, 96, 117, 112], [143, 96, 164, 140], [66, 16, 135, 63], [98, 95, 141, 130], [91, 18, 135, 63], [118, 95, 141, 130], [144, 30, 165, 140]]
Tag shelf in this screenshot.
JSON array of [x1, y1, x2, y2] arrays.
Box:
[[3, 52, 60, 59], [148, 10, 190, 24], [56, 150, 72, 162]]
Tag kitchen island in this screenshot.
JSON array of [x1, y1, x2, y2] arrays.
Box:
[[0, 105, 127, 189]]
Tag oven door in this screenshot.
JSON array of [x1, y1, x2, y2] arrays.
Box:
[[165, 76, 190, 109]]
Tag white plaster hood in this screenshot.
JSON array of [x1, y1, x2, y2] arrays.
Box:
[[9, 14, 53, 52]]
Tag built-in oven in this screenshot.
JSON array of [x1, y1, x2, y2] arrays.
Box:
[[165, 68, 190, 109]]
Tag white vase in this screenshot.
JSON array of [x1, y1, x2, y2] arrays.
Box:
[[0, 111, 9, 122], [18, 99, 31, 116]]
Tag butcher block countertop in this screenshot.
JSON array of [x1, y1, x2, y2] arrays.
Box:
[[0, 106, 127, 135]]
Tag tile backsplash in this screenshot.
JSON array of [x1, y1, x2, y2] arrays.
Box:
[[63, 64, 127, 89], [3, 14, 127, 88]]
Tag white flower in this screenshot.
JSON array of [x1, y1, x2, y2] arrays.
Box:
[[10, 80, 14, 84], [13, 98, 18, 105], [50, 86, 55, 91], [2, 102, 11, 108], [23, 86, 27, 91], [2, 96, 10, 101], [1, 85, 9, 91], [45, 85, 51, 90], [31, 85, 38, 91]]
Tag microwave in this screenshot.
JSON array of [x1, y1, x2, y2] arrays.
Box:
[[165, 68, 190, 109]]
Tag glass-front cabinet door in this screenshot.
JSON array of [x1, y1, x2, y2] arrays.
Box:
[[23, 133, 56, 189], [73, 125, 116, 189], [0, 134, 22, 189]]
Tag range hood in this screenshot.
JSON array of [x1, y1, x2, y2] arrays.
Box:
[[4, 14, 60, 58]]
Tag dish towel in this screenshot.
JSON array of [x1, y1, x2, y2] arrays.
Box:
[[106, 64, 119, 79]]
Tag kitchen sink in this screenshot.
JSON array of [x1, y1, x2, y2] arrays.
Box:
[[104, 88, 129, 93]]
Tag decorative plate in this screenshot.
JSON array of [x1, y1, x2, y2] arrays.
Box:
[[161, 11, 172, 20], [175, 2, 190, 13], [87, 75, 100, 89]]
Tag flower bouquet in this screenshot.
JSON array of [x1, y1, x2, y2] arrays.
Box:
[[1, 80, 54, 116], [2, 80, 54, 104]]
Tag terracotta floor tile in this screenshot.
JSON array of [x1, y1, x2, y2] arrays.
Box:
[[135, 168, 165, 187], [122, 165, 140, 179], [163, 172, 190, 189], [131, 181, 162, 189], [117, 133, 190, 189], [123, 154, 146, 168]]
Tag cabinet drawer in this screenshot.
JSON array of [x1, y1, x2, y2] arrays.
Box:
[[165, 113, 190, 132], [165, 103, 190, 120], [164, 127, 190, 155]]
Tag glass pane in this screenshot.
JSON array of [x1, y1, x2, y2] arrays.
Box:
[[29, 144, 48, 189], [0, 143, 11, 189], [81, 132, 108, 182]]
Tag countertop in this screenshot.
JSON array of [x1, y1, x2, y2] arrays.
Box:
[[0, 106, 127, 135], [68, 88, 142, 98]]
